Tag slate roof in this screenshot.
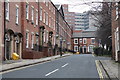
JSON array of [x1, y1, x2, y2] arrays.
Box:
[[72, 31, 96, 38]]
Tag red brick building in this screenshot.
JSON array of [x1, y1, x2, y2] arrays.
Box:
[[4, 1, 23, 60], [39, 1, 56, 56], [55, 5, 72, 53], [111, 2, 120, 62], [72, 31, 97, 53], [21, 1, 42, 59], [2, 1, 72, 61]]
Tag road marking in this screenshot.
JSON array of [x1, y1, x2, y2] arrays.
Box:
[[62, 63, 69, 68], [0, 56, 69, 74], [95, 60, 104, 80], [45, 69, 59, 77]]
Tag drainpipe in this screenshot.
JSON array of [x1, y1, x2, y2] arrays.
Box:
[[38, 0, 41, 51], [38, 0, 39, 51], [4, 1, 6, 61], [118, 1, 120, 61]]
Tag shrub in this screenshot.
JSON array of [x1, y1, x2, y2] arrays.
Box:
[[93, 47, 111, 56]]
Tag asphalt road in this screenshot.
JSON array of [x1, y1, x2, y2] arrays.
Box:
[[2, 54, 110, 79]]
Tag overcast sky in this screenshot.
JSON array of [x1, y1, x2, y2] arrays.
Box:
[[51, 0, 103, 13]]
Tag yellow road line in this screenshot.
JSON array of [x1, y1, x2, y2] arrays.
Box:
[[95, 60, 104, 80]]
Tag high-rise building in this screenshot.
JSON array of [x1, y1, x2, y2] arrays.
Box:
[[84, 11, 98, 31], [62, 4, 75, 29], [75, 12, 89, 30]]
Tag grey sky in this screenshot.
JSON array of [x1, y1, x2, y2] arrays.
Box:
[[51, 0, 103, 13]]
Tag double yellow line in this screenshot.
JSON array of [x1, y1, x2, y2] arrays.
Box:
[[95, 60, 104, 80]]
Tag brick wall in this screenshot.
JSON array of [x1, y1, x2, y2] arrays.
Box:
[[111, 2, 120, 61]]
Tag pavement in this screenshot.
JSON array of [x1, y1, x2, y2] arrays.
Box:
[[0, 53, 72, 72], [99, 60, 120, 80]]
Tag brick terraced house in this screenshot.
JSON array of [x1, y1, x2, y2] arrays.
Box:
[[55, 5, 72, 54], [72, 31, 97, 54], [2, 0, 72, 61], [4, 1, 23, 60]]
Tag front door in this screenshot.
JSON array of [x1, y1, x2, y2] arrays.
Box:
[[16, 43, 20, 55], [80, 47, 83, 53], [5, 41, 11, 60], [84, 47, 86, 54]]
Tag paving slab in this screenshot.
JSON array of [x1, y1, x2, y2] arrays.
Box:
[[99, 60, 120, 80]]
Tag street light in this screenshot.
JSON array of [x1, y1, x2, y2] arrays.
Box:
[[59, 37, 63, 56]]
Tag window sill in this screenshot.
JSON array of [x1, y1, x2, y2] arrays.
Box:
[[26, 47, 29, 48], [26, 18, 29, 21], [6, 19, 10, 22], [115, 17, 119, 21], [16, 23, 19, 25], [91, 43, 95, 44], [74, 43, 78, 44]]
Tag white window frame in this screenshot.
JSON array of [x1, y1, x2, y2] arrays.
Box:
[[46, 30, 48, 43], [52, 18, 54, 28], [31, 6, 34, 23], [46, 13, 48, 25], [26, 31, 29, 48], [79, 39, 82, 43], [83, 38, 87, 44], [46, 2, 48, 6], [16, 5, 19, 25], [36, 9, 38, 26], [116, 2, 119, 20], [36, 35, 39, 45], [53, 9, 55, 14], [49, 3, 51, 10], [49, 16, 51, 27], [5, 0, 9, 20], [31, 32, 34, 49], [74, 46, 78, 52], [91, 38, 95, 44], [54, 20, 55, 30], [40, 7, 42, 21], [74, 39, 78, 44], [36, 0, 38, 2], [50, 18, 52, 27], [26, 3, 29, 20], [43, 30, 46, 42], [43, 11, 46, 23]]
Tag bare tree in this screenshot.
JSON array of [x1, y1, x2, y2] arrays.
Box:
[[89, 2, 112, 51]]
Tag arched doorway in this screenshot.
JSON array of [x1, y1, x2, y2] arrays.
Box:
[[14, 33, 23, 59], [5, 29, 14, 60]]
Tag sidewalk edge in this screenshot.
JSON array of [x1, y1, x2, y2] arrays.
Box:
[[1, 54, 72, 73]]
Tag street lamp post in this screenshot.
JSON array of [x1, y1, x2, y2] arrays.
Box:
[[60, 37, 62, 56]]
